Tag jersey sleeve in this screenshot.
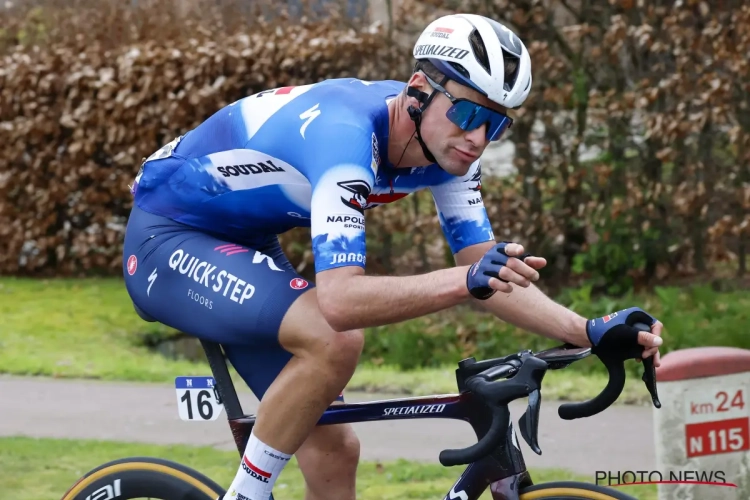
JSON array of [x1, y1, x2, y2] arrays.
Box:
[[307, 124, 377, 273], [429, 159, 496, 254]]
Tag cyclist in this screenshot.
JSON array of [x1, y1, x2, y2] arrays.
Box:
[[123, 13, 664, 500]]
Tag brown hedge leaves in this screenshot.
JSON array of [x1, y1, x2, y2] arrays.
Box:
[[1, 0, 748, 289], [0, 0, 410, 276]]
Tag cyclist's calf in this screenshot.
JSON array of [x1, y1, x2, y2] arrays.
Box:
[[296, 423, 360, 500]]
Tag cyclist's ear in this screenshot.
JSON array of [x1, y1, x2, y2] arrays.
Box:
[[406, 71, 433, 97]]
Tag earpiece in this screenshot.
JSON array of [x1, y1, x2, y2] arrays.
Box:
[[404, 84, 439, 164], [407, 105, 422, 120], [406, 86, 429, 122]]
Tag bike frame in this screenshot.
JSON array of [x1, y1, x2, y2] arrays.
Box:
[[201, 340, 534, 500]]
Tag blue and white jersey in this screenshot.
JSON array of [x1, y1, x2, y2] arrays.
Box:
[[131, 78, 495, 273]]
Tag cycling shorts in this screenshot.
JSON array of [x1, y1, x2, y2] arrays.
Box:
[[123, 205, 343, 402]]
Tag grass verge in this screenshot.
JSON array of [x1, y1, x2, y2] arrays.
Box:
[[0, 436, 657, 500], [0, 277, 654, 403]]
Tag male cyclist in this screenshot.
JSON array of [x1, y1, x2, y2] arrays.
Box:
[[123, 13, 664, 500]]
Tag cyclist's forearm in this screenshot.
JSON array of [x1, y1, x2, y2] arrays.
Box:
[[480, 284, 591, 347], [317, 266, 471, 331]]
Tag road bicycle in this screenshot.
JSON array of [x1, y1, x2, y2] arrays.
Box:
[[60, 320, 661, 500]]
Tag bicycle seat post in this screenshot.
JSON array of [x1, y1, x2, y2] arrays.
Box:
[[199, 340, 245, 420]]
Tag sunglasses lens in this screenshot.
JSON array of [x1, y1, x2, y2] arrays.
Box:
[[445, 101, 480, 129], [486, 115, 512, 141], [446, 101, 513, 141]]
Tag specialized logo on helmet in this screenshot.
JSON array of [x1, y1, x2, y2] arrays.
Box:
[[414, 44, 469, 60], [337, 180, 371, 215], [414, 14, 532, 109]]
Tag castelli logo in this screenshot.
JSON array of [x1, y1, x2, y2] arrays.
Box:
[[290, 278, 309, 290], [127, 255, 138, 276]]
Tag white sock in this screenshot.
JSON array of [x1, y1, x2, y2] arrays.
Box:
[[224, 431, 292, 500]]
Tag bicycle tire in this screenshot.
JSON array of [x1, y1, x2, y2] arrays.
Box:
[[519, 480, 637, 500], [60, 456, 226, 500]]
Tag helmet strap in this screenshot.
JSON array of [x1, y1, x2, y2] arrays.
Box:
[[405, 74, 451, 166], [406, 85, 438, 164]]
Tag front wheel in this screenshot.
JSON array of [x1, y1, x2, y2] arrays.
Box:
[[61, 456, 226, 500], [520, 481, 637, 500]]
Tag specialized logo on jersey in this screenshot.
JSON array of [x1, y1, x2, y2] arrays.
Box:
[[338, 180, 371, 215], [299, 103, 321, 139], [147, 268, 157, 296], [241, 83, 315, 140]]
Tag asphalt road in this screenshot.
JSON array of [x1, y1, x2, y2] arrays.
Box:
[[0, 375, 655, 476]]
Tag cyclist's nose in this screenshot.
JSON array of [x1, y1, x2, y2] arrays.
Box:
[[465, 123, 489, 148]]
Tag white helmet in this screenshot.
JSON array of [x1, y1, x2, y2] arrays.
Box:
[[412, 14, 532, 109]]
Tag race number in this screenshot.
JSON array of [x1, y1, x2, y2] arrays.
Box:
[[175, 376, 224, 421]]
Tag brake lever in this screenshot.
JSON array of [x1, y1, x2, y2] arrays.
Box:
[[518, 389, 542, 455], [633, 322, 661, 409]]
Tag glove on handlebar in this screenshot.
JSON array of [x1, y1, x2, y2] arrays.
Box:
[[587, 307, 658, 360], [466, 241, 532, 300]]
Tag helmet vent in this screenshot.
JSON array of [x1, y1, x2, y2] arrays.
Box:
[[502, 49, 520, 91], [468, 28, 491, 75]]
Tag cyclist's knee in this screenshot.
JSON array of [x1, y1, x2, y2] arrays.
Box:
[[317, 328, 364, 376], [280, 290, 364, 375]]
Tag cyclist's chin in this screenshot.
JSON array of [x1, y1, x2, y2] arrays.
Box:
[[436, 153, 473, 176]]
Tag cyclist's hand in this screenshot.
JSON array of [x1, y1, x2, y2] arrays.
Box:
[[466, 242, 546, 299], [639, 319, 663, 367], [586, 307, 663, 366]]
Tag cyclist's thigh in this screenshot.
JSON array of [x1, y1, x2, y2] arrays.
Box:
[[123, 205, 313, 398]]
